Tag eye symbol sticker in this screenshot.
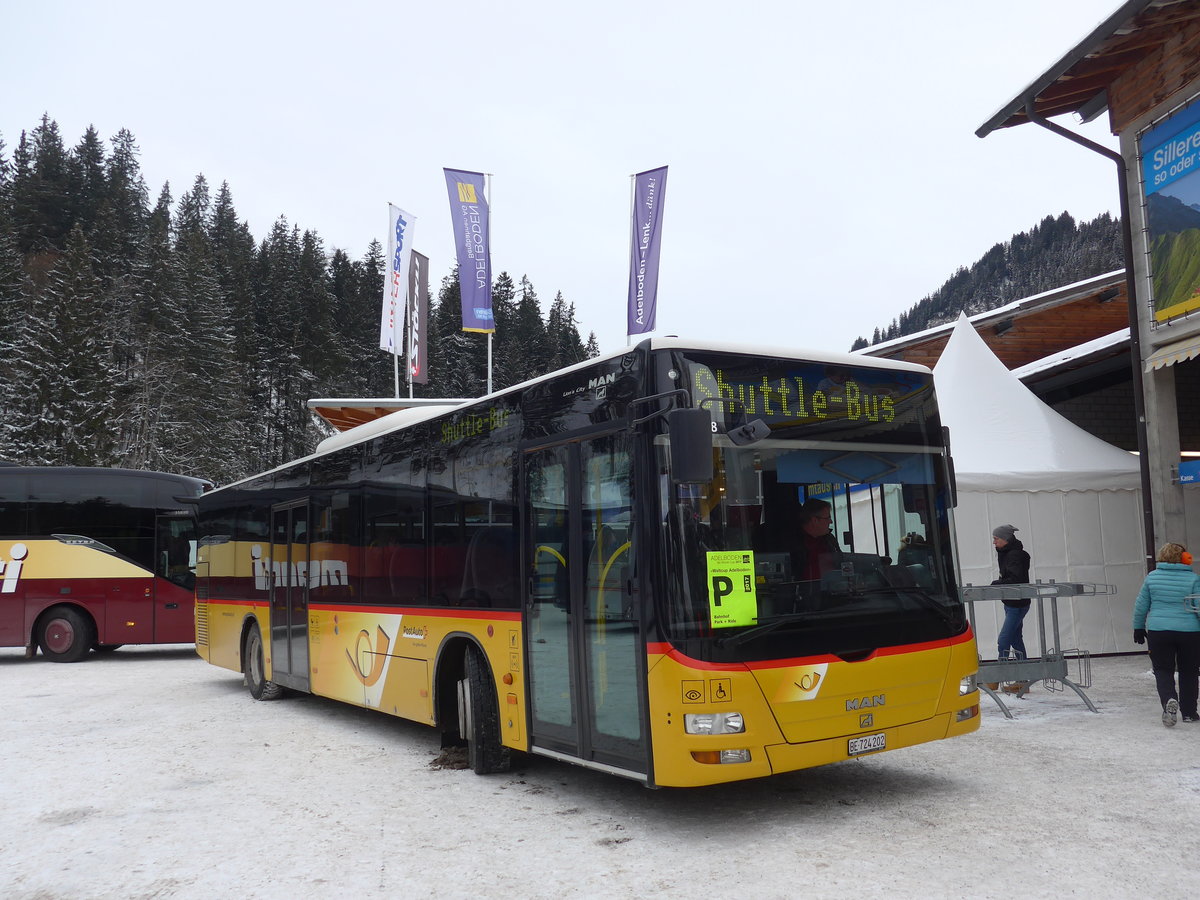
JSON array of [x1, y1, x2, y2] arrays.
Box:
[[682, 680, 706, 703]]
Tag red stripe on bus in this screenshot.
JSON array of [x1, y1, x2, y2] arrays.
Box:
[[646, 628, 974, 671]]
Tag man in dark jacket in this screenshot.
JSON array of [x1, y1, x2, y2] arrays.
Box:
[[992, 523, 1031, 662]]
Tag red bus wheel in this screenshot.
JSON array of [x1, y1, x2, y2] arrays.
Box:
[[37, 607, 96, 663]]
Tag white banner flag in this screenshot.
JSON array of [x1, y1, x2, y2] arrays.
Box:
[[379, 204, 416, 353]]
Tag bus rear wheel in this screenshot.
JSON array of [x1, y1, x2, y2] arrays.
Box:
[[244, 627, 282, 701], [461, 644, 511, 775], [37, 607, 96, 663]]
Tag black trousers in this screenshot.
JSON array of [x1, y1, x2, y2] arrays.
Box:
[[1146, 630, 1200, 717]]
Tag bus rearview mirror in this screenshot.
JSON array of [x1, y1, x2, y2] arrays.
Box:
[[667, 409, 714, 483]]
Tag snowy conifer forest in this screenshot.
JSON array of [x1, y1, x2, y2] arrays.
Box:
[[0, 117, 597, 484], [853, 210, 1126, 349]]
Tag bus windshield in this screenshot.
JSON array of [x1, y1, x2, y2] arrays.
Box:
[[656, 351, 966, 663]]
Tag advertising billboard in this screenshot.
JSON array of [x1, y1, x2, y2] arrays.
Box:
[[1140, 94, 1200, 322]]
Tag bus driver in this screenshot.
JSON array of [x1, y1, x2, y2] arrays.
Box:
[[796, 498, 840, 581]]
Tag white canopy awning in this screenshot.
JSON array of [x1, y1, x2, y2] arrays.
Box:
[[1144, 332, 1200, 372], [934, 314, 1140, 492]]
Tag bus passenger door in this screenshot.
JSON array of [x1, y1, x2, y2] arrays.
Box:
[[270, 501, 310, 692], [153, 513, 197, 643], [523, 433, 647, 776]]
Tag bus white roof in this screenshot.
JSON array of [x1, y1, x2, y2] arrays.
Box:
[[208, 337, 931, 494]]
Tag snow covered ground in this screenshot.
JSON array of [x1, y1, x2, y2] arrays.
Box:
[[1, 647, 1197, 899]]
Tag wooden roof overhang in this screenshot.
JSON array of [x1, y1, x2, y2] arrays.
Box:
[[977, 0, 1200, 136], [860, 271, 1130, 370]]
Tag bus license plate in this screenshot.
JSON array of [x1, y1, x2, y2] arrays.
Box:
[[848, 732, 886, 756]]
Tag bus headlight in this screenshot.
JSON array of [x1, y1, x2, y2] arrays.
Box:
[[959, 674, 977, 695], [685, 712, 745, 735]]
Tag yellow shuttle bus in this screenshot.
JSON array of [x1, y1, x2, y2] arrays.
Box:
[[195, 338, 979, 787]]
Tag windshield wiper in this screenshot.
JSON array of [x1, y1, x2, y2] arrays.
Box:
[[856, 586, 961, 628], [716, 610, 832, 648]]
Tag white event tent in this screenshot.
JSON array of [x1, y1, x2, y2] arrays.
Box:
[[934, 314, 1145, 657]]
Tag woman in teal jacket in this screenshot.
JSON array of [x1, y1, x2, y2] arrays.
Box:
[[1133, 542, 1200, 726]]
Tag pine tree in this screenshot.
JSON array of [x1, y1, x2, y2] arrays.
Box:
[[96, 128, 149, 276], [510, 275, 547, 384], [158, 197, 244, 481], [67, 126, 107, 243], [490, 271, 518, 388], [10, 116, 72, 256], [545, 291, 587, 371], [426, 269, 483, 398]]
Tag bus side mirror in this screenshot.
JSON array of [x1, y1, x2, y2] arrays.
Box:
[[667, 408, 713, 484]]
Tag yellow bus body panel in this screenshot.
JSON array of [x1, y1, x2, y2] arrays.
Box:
[[306, 607, 526, 751], [195, 594, 529, 753], [646, 633, 980, 788]]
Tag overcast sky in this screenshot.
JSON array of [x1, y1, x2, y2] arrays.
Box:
[[4, 0, 1124, 357]]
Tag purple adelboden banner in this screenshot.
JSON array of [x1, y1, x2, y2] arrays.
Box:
[[627, 166, 668, 336], [443, 168, 494, 333]]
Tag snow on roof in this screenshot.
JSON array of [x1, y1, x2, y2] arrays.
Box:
[[1011, 327, 1130, 380]]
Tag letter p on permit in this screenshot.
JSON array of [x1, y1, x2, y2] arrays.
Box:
[[711, 575, 733, 606]]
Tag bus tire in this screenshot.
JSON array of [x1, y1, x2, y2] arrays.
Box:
[[37, 606, 96, 663], [244, 626, 282, 701], [463, 644, 511, 775]]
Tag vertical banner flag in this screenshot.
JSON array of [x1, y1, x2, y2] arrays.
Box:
[[443, 168, 494, 333], [407, 250, 430, 384], [627, 166, 668, 336], [379, 204, 416, 352]]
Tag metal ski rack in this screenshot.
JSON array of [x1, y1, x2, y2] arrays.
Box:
[[961, 580, 1115, 719]]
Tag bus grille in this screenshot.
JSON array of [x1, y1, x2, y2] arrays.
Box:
[[195, 601, 209, 647]]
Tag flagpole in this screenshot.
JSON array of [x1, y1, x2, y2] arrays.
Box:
[[625, 173, 635, 346], [486, 172, 493, 395], [393, 295, 402, 398]]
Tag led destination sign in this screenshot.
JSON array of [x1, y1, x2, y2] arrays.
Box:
[[688, 357, 929, 430]]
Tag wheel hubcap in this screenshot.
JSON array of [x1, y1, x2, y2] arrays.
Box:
[[45, 619, 75, 655]]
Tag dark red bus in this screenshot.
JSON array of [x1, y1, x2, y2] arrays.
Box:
[[0, 466, 210, 661]]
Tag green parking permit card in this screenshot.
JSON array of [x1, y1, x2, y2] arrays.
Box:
[[706, 550, 759, 629]]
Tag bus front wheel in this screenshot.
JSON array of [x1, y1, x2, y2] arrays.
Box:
[[244, 627, 282, 701], [37, 607, 96, 663]]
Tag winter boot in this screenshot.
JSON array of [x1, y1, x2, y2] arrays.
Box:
[[1163, 698, 1179, 727]]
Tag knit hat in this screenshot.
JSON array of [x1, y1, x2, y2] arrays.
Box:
[[992, 524, 1018, 542]]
